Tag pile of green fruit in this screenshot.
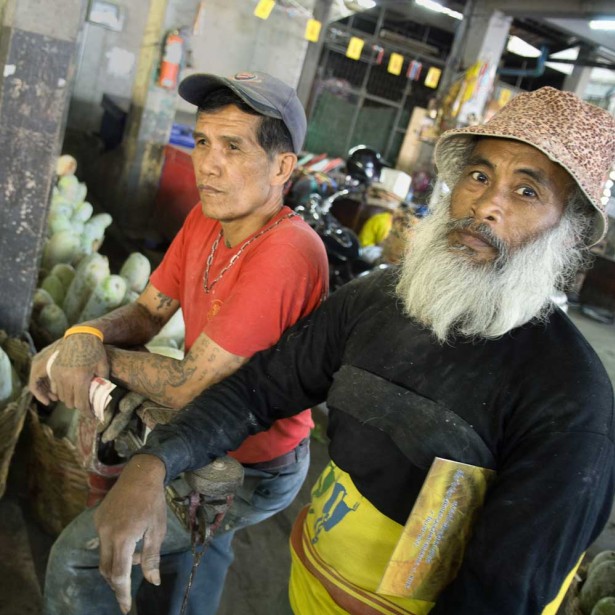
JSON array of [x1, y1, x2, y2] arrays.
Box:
[[580, 551, 615, 615], [31, 155, 151, 345]]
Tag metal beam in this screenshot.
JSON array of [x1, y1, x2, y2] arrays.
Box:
[[481, 0, 615, 18]]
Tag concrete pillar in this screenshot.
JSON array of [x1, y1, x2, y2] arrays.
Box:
[[440, 0, 511, 125], [458, 3, 512, 124], [296, 0, 334, 113], [461, 4, 511, 71], [437, 0, 475, 100], [0, 0, 86, 335], [562, 46, 593, 98]]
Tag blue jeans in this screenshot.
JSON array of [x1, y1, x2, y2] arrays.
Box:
[[43, 445, 310, 615]]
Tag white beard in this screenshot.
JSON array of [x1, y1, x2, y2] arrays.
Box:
[[396, 193, 586, 343]]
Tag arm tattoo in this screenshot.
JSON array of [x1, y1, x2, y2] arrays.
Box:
[[108, 337, 247, 407], [86, 298, 169, 345], [55, 337, 105, 367], [153, 292, 174, 312]]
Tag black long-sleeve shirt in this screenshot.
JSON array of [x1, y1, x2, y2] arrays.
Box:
[[142, 268, 615, 614]]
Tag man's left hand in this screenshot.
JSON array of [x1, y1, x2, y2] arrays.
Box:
[[94, 454, 167, 614]]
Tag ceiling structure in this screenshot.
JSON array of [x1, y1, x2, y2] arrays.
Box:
[[342, 0, 615, 90], [380, 0, 615, 53]]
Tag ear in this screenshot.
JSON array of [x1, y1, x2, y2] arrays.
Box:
[[270, 152, 297, 186]]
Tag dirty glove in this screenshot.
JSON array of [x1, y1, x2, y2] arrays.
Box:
[[99, 391, 146, 443]]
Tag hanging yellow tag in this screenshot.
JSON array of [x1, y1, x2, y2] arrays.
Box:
[[388, 52, 404, 76], [346, 36, 364, 60], [424, 66, 442, 89], [498, 88, 513, 106], [305, 18, 321, 42], [254, 0, 275, 20]]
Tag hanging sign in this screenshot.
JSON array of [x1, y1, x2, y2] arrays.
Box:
[[425, 66, 442, 89], [498, 88, 513, 107], [305, 18, 321, 42], [346, 37, 365, 60], [254, 0, 275, 20], [406, 60, 422, 81], [461, 61, 482, 103], [388, 53, 404, 76]]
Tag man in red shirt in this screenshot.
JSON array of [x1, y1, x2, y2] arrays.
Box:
[[30, 71, 328, 615]]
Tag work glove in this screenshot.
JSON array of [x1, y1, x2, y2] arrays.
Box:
[[98, 391, 146, 443]]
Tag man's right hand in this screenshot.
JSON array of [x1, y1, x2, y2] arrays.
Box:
[[49, 333, 110, 415], [94, 454, 167, 615]]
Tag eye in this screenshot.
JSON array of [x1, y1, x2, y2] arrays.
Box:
[[228, 142, 240, 151], [514, 186, 537, 198], [195, 137, 207, 147], [470, 170, 488, 183]]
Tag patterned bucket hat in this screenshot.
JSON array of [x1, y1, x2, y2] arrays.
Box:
[[434, 87, 615, 246]]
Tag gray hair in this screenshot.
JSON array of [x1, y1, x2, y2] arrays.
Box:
[[395, 188, 592, 343]]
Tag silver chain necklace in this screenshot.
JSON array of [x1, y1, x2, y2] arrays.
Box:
[[202, 212, 298, 294]]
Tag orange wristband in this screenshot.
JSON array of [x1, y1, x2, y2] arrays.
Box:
[[63, 325, 104, 342]]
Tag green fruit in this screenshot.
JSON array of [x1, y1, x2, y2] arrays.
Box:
[[591, 597, 615, 615], [50, 263, 76, 291], [63, 253, 110, 324], [588, 552, 615, 579], [580, 561, 615, 614], [32, 288, 55, 315], [119, 252, 151, 293], [77, 274, 127, 322], [47, 213, 72, 235], [42, 230, 80, 269], [41, 274, 65, 305], [72, 200, 93, 223], [37, 304, 69, 341]]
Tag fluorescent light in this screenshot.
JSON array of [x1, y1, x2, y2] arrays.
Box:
[[343, 0, 376, 11], [415, 0, 463, 21], [545, 61, 574, 75], [550, 46, 579, 61], [506, 35, 541, 58], [590, 20, 615, 30], [544, 47, 579, 75]]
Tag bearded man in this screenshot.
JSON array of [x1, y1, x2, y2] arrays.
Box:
[[95, 87, 615, 615]]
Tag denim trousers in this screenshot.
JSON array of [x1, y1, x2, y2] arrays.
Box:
[[43, 446, 310, 615]]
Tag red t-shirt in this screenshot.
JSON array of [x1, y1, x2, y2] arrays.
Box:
[[150, 204, 328, 463]]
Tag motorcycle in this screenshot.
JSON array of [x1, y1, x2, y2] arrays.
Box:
[[294, 190, 363, 291], [291, 145, 413, 290]]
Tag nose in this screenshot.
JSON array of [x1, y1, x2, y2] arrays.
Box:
[[194, 145, 221, 176], [470, 184, 505, 225]]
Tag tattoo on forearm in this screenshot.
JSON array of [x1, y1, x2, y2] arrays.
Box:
[[154, 292, 174, 312], [130, 354, 196, 390], [109, 338, 246, 407], [111, 352, 197, 406], [87, 301, 165, 343]]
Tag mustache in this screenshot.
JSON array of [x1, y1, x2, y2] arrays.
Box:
[[446, 217, 509, 262]]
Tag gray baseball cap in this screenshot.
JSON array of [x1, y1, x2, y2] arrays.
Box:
[[179, 71, 307, 154]]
